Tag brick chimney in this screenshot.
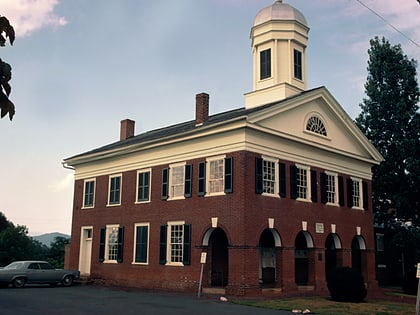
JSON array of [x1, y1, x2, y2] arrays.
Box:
[[195, 93, 209, 126], [120, 119, 135, 140]]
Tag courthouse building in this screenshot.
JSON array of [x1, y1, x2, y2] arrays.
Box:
[[64, 0, 383, 295]]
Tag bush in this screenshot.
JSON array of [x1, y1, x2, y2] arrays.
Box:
[[327, 267, 367, 302]]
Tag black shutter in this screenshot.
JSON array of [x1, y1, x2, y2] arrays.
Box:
[[161, 168, 168, 200], [320, 172, 327, 204], [183, 224, 191, 266], [117, 227, 124, 263], [255, 157, 263, 194], [362, 181, 369, 211], [311, 170, 317, 202], [290, 165, 297, 199], [347, 178, 353, 208], [135, 226, 148, 263], [338, 176, 344, 206], [224, 157, 233, 194], [279, 163, 286, 197], [198, 162, 206, 196], [99, 227, 106, 263], [159, 225, 167, 265], [184, 164, 192, 198]]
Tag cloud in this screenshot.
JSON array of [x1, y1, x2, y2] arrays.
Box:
[[0, 0, 67, 37], [48, 173, 73, 193]]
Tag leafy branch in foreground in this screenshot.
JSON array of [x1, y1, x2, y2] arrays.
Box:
[[0, 15, 15, 120]]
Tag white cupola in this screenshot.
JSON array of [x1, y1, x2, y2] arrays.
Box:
[[245, 0, 309, 108]]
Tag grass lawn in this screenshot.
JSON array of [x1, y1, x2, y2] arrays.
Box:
[[233, 297, 416, 315]]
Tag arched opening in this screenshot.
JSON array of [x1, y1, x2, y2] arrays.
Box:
[[295, 231, 313, 285], [259, 229, 279, 286], [352, 235, 366, 272], [208, 228, 229, 287], [325, 233, 341, 279]]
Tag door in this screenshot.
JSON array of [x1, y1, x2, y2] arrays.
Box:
[[79, 227, 93, 276]]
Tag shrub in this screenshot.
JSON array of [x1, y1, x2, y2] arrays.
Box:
[[327, 267, 367, 302]]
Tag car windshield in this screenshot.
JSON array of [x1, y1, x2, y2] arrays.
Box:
[[4, 262, 23, 269]]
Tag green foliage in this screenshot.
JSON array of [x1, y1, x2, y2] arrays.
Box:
[[355, 37, 420, 227], [327, 267, 367, 302], [0, 212, 68, 267], [0, 15, 15, 120]]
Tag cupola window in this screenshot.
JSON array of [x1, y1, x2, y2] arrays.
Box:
[[294, 49, 302, 80], [260, 49, 271, 80], [306, 116, 327, 136]]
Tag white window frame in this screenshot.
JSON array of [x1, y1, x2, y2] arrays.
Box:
[[108, 174, 122, 206], [82, 178, 96, 209], [325, 171, 338, 206], [262, 156, 279, 197], [351, 177, 363, 209], [166, 220, 185, 266], [296, 164, 311, 202], [136, 168, 151, 203], [206, 155, 225, 196], [104, 224, 119, 263], [132, 223, 149, 265], [168, 162, 186, 200]]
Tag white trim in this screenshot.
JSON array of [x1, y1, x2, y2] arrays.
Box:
[[296, 164, 311, 202], [350, 177, 364, 210], [107, 174, 122, 206], [205, 155, 226, 196], [82, 178, 96, 209], [168, 162, 186, 201], [166, 220, 185, 267], [104, 224, 120, 264], [132, 223, 150, 265], [261, 155, 279, 197], [135, 168, 151, 204]]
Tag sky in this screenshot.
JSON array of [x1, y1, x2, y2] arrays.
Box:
[[0, 0, 419, 236]]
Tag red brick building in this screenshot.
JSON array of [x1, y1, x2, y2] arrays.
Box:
[[64, 1, 383, 296]]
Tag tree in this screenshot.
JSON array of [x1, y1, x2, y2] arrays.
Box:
[[356, 37, 420, 228], [0, 15, 15, 120], [47, 236, 70, 268]]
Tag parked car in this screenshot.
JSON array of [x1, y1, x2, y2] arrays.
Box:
[[0, 261, 80, 288]]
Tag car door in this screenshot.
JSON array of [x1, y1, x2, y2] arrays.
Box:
[[26, 263, 42, 282], [38, 262, 59, 282]]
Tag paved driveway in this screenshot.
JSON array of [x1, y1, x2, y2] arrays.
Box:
[[0, 284, 292, 315]]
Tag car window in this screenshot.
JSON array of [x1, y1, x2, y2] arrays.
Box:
[[5, 262, 22, 269], [28, 263, 39, 270], [39, 263, 54, 270]]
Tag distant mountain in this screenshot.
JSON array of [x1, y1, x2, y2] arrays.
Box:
[[32, 232, 70, 247]]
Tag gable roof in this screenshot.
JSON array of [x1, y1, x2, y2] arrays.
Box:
[[64, 86, 383, 167]]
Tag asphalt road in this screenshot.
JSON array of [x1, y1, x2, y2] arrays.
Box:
[[0, 284, 293, 315]]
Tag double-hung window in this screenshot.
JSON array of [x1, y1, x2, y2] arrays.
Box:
[[321, 172, 344, 206], [136, 169, 151, 203], [290, 164, 312, 201], [83, 179, 95, 208], [162, 163, 192, 200], [326, 172, 338, 205], [108, 174, 121, 205], [255, 156, 279, 196], [133, 223, 149, 264], [99, 225, 124, 263], [159, 221, 191, 266], [347, 177, 365, 209], [198, 156, 233, 196]]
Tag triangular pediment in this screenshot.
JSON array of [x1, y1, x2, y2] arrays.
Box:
[[247, 87, 383, 164]]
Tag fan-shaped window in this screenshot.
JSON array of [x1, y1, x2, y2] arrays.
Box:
[[306, 116, 327, 136]]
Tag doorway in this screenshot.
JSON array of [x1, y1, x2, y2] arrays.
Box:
[[79, 227, 93, 276]]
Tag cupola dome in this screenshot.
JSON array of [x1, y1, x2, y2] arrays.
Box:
[[253, 0, 308, 28]]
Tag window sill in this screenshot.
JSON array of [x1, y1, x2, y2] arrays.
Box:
[[262, 193, 280, 198], [131, 262, 148, 265], [135, 200, 150, 204], [352, 206, 364, 211], [103, 260, 118, 264], [205, 192, 225, 197], [167, 196, 185, 201], [81, 206, 94, 210], [107, 203, 121, 207], [326, 202, 339, 207], [165, 262, 184, 267], [296, 198, 312, 203]]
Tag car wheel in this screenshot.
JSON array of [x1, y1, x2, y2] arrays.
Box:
[[62, 275, 73, 287], [12, 277, 26, 288]]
